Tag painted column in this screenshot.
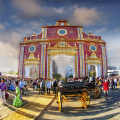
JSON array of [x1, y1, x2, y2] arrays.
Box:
[[47, 54, 51, 79], [79, 43, 82, 77], [50, 58, 52, 78], [42, 27, 47, 40], [37, 65, 39, 78], [74, 53, 78, 78], [40, 43, 46, 79], [88, 65, 90, 77], [101, 44, 107, 78], [96, 65, 98, 77], [79, 42, 85, 77], [19, 45, 24, 78], [100, 64, 102, 77], [98, 64, 101, 77], [86, 64, 88, 77], [23, 65, 25, 78], [82, 44, 85, 77], [77, 27, 83, 40], [80, 27, 83, 40]]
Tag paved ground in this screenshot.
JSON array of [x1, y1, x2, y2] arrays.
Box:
[[1, 87, 120, 120], [37, 87, 120, 120], [0, 88, 55, 120]]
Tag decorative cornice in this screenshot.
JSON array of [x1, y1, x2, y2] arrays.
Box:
[[42, 25, 83, 28], [20, 38, 106, 45]]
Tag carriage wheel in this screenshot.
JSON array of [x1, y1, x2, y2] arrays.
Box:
[[80, 91, 90, 108], [58, 91, 62, 112], [93, 86, 102, 98]]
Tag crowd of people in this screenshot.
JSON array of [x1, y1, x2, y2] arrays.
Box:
[[0, 77, 26, 107], [0, 76, 120, 107]]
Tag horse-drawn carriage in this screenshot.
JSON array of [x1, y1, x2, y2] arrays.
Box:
[[57, 81, 90, 112], [86, 80, 102, 98], [56, 80, 102, 112]]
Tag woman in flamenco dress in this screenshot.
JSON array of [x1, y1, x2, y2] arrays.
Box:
[[13, 81, 22, 107]]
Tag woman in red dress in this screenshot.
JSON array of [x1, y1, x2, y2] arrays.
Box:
[[103, 79, 109, 100]]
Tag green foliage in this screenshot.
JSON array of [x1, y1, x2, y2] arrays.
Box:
[[14, 71, 18, 75], [69, 75, 73, 78], [62, 78, 66, 82], [52, 73, 61, 80], [7, 71, 13, 74], [89, 71, 96, 77]]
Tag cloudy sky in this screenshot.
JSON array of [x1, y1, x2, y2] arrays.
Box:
[[0, 0, 120, 72]]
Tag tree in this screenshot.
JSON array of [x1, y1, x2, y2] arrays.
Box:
[[89, 71, 96, 77], [14, 71, 18, 75], [69, 75, 73, 78], [52, 73, 61, 80], [7, 71, 13, 74]]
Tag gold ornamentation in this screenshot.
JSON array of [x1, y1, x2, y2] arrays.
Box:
[[24, 54, 40, 65], [85, 53, 102, 65]]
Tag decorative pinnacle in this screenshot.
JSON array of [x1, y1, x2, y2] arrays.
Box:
[[89, 31, 92, 35], [33, 31, 36, 35]]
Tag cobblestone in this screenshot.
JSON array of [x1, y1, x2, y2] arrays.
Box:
[[37, 87, 120, 120]]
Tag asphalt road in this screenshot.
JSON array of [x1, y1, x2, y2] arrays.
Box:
[[37, 87, 120, 120]]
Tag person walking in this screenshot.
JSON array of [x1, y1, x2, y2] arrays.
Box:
[[1, 78, 7, 105], [46, 79, 51, 95], [35, 80, 38, 90], [40, 80, 45, 95], [19, 79, 24, 95], [103, 79, 109, 100], [53, 80, 57, 94], [114, 77, 117, 88], [32, 80, 35, 90], [23, 80, 27, 91], [111, 78, 114, 90]]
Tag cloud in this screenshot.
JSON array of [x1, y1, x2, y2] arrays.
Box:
[[0, 20, 45, 72], [12, 0, 64, 18], [114, 28, 120, 32], [0, 42, 19, 72], [68, 7, 101, 25], [92, 27, 107, 35], [10, 15, 22, 23], [4, 22, 10, 26], [0, 23, 6, 30], [11, 0, 103, 26]]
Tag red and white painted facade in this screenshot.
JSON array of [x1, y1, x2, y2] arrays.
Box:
[[18, 19, 107, 79]]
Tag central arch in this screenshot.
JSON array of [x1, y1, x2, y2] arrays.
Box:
[[49, 54, 75, 78]]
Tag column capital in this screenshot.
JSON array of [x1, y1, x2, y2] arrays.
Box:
[[74, 53, 78, 56], [47, 53, 51, 56]]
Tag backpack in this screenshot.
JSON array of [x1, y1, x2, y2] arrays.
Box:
[[53, 81, 57, 87], [33, 82, 35, 86]]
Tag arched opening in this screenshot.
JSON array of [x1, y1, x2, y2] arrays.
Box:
[[88, 64, 101, 77], [49, 54, 75, 79]]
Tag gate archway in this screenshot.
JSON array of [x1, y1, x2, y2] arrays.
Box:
[[18, 19, 107, 79]]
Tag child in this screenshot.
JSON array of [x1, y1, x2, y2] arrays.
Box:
[[103, 79, 109, 100]]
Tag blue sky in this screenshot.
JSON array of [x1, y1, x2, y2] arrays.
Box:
[[0, 0, 120, 72]]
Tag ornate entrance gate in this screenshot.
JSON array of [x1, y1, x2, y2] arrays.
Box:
[[18, 19, 107, 79]]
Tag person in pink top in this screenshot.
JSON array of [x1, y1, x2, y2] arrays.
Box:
[[35, 80, 38, 90], [103, 79, 109, 100], [1, 78, 7, 105]]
